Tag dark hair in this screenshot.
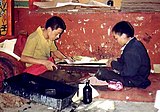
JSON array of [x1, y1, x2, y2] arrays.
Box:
[[112, 21, 134, 37], [45, 16, 66, 31]]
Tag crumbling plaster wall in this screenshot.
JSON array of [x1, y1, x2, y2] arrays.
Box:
[[14, 9, 160, 69]]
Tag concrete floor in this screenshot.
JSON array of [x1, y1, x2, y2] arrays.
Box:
[[2, 98, 158, 112], [1, 73, 159, 112]]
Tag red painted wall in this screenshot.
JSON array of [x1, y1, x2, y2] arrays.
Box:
[[13, 8, 160, 69]]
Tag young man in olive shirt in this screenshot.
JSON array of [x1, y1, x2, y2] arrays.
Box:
[[21, 16, 69, 74]]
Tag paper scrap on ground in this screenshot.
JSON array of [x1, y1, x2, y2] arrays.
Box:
[[96, 100, 115, 110], [89, 76, 108, 86], [154, 90, 160, 109]]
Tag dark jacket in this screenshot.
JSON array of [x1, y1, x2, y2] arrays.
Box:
[[111, 37, 151, 88]]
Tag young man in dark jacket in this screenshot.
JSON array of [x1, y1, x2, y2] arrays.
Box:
[[96, 21, 151, 89]]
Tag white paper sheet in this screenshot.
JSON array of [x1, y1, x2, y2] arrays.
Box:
[[155, 90, 160, 109], [0, 39, 20, 60], [64, 58, 108, 65], [56, 2, 108, 7]]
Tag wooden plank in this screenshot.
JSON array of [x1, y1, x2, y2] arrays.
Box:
[[122, 2, 160, 4], [121, 4, 160, 7], [121, 0, 160, 12], [121, 7, 160, 10], [122, 0, 160, 3]]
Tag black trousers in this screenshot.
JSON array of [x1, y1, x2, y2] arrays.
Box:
[[95, 68, 135, 87]]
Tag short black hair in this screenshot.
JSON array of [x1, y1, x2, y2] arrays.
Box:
[[112, 21, 134, 37], [45, 16, 66, 31]]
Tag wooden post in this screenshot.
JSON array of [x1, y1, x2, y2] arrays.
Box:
[[7, 0, 12, 36]]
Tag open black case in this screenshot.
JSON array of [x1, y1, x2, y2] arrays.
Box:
[[3, 73, 78, 110]]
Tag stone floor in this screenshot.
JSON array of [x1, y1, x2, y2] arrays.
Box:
[[1, 98, 158, 112], [0, 73, 159, 112]]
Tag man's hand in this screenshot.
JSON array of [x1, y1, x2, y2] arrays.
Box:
[[64, 57, 75, 64], [42, 60, 57, 71], [106, 58, 117, 67]]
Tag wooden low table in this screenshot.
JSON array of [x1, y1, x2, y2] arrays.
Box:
[[57, 62, 110, 73]]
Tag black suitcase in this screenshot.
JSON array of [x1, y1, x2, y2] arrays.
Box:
[[3, 73, 78, 110]]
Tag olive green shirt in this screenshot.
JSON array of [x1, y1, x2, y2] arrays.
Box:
[[22, 26, 57, 66]]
